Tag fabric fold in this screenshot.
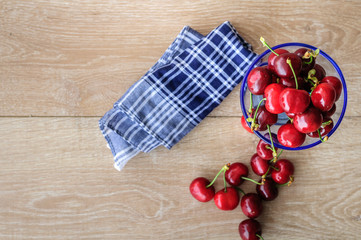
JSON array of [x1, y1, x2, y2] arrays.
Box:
[[99, 21, 258, 170]]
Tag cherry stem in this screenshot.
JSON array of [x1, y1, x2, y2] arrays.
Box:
[[262, 166, 271, 179], [311, 49, 320, 57], [256, 234, 265, 240], [242, 176, 264, 185], [265, 145, 272, 150], [286, 58, 298, 89], [306, 78, 316, 87], [304, 55, 313, 64], [260, 37, 279, 56], [250, 98, 267, 131], [248, 92, 253, 114], [266, 125, 278, 161], [234, 186, 246, 195], [307, 69, 319, 86], [287, 115, 293, 123], [277, 176, 294, 187], [262, 165, 279, 178], [206, 164, 230, 188], [223, 170, 227, 192], [317, 129, 328, 143], [322, 119, 333, 126], [270, 165, 279, 171]]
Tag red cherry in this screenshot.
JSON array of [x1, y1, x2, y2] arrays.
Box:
[[189, 177, 215, 202], [254, 105, 278, 131], [313, 64, 326, 81], [277, 123, 306, 148], [238, 219, 262, 240], [256, 139, 277, 161], [247, 66, 272, 95], [293, 107, 323, 133], [311, 83, 336, 112], [214, 187, 239, 211], [294, 48, 316, 75], [241, 115, 253, 134], [264, 83, 285, 114], [264, 132, 278, 143], [308, 117, 334, 138], [268, 48, 289, 72], [250, 153, 269, 176], [322, 103, 336, 118], [241, 193, 263, 219], [225, 162, 249, 186], [239, 219, 262, 240], [286, 111, 295, 119], [321, 76, 342, 101], [256, 177, 278, 201], [280, 88, 310, 114], [279, 76, 306, 89], [271, 159, 294, 185], [274, 53, 302, 78]]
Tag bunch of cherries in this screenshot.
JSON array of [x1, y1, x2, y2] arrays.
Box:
[[189, 131, 293, 240], [189, 38, 345, 239], [242, 37, 343, 148]]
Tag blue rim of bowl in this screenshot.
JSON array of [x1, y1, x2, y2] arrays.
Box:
[[240, 42, 348, 150]]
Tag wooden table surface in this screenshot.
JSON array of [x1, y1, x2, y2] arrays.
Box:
[[1, 1, 360, 239]]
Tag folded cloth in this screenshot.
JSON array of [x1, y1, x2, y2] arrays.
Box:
[[99, 21, 258, 170], [99, 26, 204, 170]]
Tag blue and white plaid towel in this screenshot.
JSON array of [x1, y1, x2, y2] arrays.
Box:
[[99, 21, 257, 170]]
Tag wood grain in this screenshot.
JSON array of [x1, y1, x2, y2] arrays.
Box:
[[1, 0, 361, 239], [0, 117, 360, 239], [0, 0, 360, 116]]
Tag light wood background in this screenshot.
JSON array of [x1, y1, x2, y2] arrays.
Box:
[[1, 0, 360, 239]]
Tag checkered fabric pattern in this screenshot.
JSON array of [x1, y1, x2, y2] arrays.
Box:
[[99, 21, 258, 170]]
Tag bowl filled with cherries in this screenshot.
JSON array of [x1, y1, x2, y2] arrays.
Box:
[[240, 38, 347, 150]]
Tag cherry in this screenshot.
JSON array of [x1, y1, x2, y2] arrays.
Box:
[[294, 48, 316, 75], [271, 159, 294, 185], [279, 76, 306, 89], [256, 177, 278, 201], [225, 162, 249, 186], [308, 117, 334, 138], [265, 131, 278, 140], [321, 76, 342, 101], [247, 66, 272, 95], [280, 88, 310, 114], [189, 177, 215, 202], [241, 115, 254, 134], [322, 103, 336, 118], [239, 219, 262, 240], [286, 111, 295, 119], [311, 83, 336, 112], [256, 139, 277, 161], [214, 187, 239, 211], [313, 64, 326, 81], [293, 107, 323, 133], [277, 123, 306, 148], [273, 53, 302, 78], [267, 48, 289, 72], [241, 193, 263, 219], [254, 105, 278, 131], [250, 153, 269, 176], [264, 83, 285, 114]]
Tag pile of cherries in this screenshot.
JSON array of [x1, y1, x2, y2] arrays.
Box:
[[189, 37, 342, 240], [242, 37, 343, 148], [189, 134, 293, 240], [189, 39, 343, 239]]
